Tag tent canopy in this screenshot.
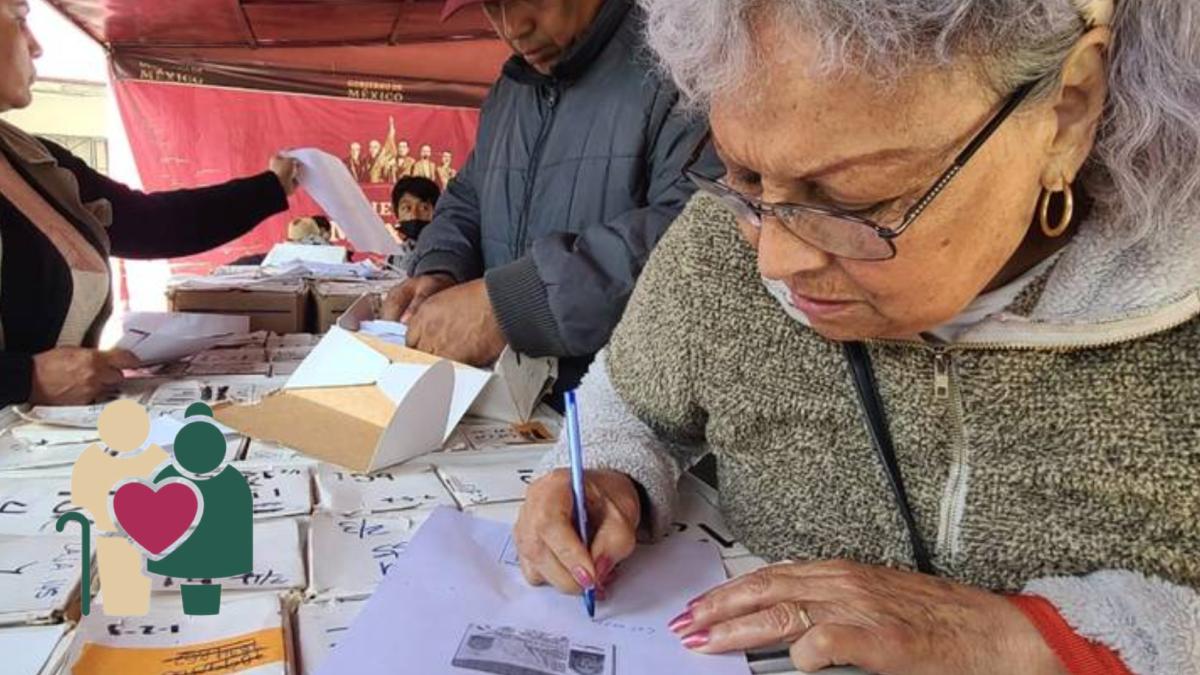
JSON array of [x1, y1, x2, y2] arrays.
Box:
[[47, 0, 511, 106]]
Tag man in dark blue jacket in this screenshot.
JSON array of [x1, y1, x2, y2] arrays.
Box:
[[384, 0, 712, 390]]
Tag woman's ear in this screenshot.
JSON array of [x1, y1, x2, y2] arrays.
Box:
[[1042, 26, 1112, 188]]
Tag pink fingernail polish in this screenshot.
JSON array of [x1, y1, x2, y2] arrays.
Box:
[[687, 595, 705, 610], [572, 567, 595, 590], [667, 610, 693, 633], [681, 630, 710, 649], [595, 556, 613, 583]]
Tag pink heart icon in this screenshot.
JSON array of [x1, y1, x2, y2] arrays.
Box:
[[112, 481, 201, 556]]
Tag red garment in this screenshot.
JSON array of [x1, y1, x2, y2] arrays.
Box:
[[1008, 594, 1133, 675]]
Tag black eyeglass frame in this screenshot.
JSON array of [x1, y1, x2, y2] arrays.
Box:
[[683, 79, 1042, 261]]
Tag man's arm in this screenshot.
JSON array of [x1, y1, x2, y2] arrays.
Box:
[[483, 91, 714, 358]]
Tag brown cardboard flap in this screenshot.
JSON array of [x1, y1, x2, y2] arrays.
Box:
[[287, 386, 395, 428], [214, 393, 380, 472]]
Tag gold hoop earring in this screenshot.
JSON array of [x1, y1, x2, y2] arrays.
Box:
[[1039, 178, 1075, 238]]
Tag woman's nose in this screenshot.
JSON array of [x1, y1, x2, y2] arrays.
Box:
[[757, 214, 833, 280]]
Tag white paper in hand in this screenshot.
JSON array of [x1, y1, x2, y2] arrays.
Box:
[[285, 148, 401, 255]]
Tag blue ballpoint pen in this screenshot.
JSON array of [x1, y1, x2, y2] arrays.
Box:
[[564, 390, 596, 618]]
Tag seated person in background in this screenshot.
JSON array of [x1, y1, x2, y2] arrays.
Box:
[[0, 0, 298, 407], [517, 1, 1200, 674], [383, 0, 715, 391], [388, 176, 441, 273], [286, 215, 334, 247], [230, 215, 335, 266]]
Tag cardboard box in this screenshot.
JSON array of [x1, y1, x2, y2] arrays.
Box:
[[214, 326, 492, 473], [168, 279, 309, 335], [337, 295, 557, 425], [310, 280, 398, 334]]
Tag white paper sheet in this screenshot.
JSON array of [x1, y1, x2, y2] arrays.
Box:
[[307, 511, 431, 600], [314, 463, 456, 515], [0, 623, 70, 675], [262, 243, 348, 268], [0, 436, 91, 472], [433, 448, 545, 507], [318, 508, 747, 675], [669, 475, 753, 559], [237, 462, 314, 519], [151, 518, 305, 592], [115, 312, 251, 365], [0, 475, 77, 536], [296, 599, 367, 675], [357, 320, 408, 345], [0, 534, 85, 626], [285, 148, 401, 255]]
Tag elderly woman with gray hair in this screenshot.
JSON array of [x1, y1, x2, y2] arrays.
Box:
[[514, 1, 1199, 673]]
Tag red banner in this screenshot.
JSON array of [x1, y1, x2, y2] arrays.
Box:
[[113, 80, 480, 273]]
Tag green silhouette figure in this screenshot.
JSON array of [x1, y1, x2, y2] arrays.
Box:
[[147, 403, 252, 615]]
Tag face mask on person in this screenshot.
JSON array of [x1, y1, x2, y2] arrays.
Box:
[[398, 219, 429, 243]]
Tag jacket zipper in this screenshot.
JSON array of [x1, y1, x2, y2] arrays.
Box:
[[932, 350, 969, 563], [512, 84, 561, 260]]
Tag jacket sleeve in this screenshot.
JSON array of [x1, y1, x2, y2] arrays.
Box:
[[0, 352, 33, 406], [1020, 571, 1199, 675], [40, 139, 289, 260], [538, 197, 714, 536], [409, 142, 485, 280], [483, 88, 716, 358]]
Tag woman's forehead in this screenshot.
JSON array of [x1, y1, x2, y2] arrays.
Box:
[[709, 60, 993, 177]]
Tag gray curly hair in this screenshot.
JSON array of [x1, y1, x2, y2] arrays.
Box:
[[638, 0, 1200, 245]]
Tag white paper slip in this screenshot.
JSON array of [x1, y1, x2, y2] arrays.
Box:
[[149, 377, 286, 411], [459, 419, 557, 451], [0, 435, 91, 472], [243, 440, 312, 464], [0, 476, 77, 536], [0, 623, 71, 675], [463, 501, 524, 526], [10, 423, 99, 447], [190, 347, 268, 366], [0, 534, 86, 626], [314, 464, 455, 515], [115, 312, 250, 365], [263, 242, 348, 267], [296, 599, 367, 675], [433, 448, 546, 507], [307, 510, 432, 600], [357, 320, 408, 346], [318, 508, 748, 675], [66, 593, 289, 675], [237, 462, 314, 519], [285, 148, 401, 255], [185, 361, 273, 376], [152, 518, 305, 593]]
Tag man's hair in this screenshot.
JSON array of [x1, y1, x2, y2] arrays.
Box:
[[311, 215, 333, 235], [391, 176, 442, 213]]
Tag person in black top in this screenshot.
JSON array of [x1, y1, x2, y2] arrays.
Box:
[[0, 0, 297, 406]]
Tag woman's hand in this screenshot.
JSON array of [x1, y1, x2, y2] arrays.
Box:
[[670, 560, 1065, 675], [270, 155, 300, 196], [30, 348, 140, 405], [514, 468, 642, 597]]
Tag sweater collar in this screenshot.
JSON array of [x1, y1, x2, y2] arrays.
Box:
[[501, 0, 633, 86]]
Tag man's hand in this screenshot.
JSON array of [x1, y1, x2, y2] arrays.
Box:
[[30, 348, 141, 405], [270, 155, 300, 196], [406, 279, 507, 367], [381, 273, 458, 323]]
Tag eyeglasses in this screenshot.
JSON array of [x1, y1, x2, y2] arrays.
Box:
[[683, 79, 1041, 261]]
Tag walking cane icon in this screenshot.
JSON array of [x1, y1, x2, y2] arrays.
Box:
[[55, 512, 91, 616]]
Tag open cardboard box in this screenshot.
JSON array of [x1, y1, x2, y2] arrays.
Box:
[[213, 321, 493, 473], [336, 295, 558, 425]]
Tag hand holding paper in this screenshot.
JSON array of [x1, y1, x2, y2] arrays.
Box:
[[284, 148, 401, 255]]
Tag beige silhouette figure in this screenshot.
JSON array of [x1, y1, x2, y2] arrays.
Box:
[[70, 399, 168, 616]]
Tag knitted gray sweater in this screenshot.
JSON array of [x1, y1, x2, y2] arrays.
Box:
[[549, 193, 1200, 674]]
